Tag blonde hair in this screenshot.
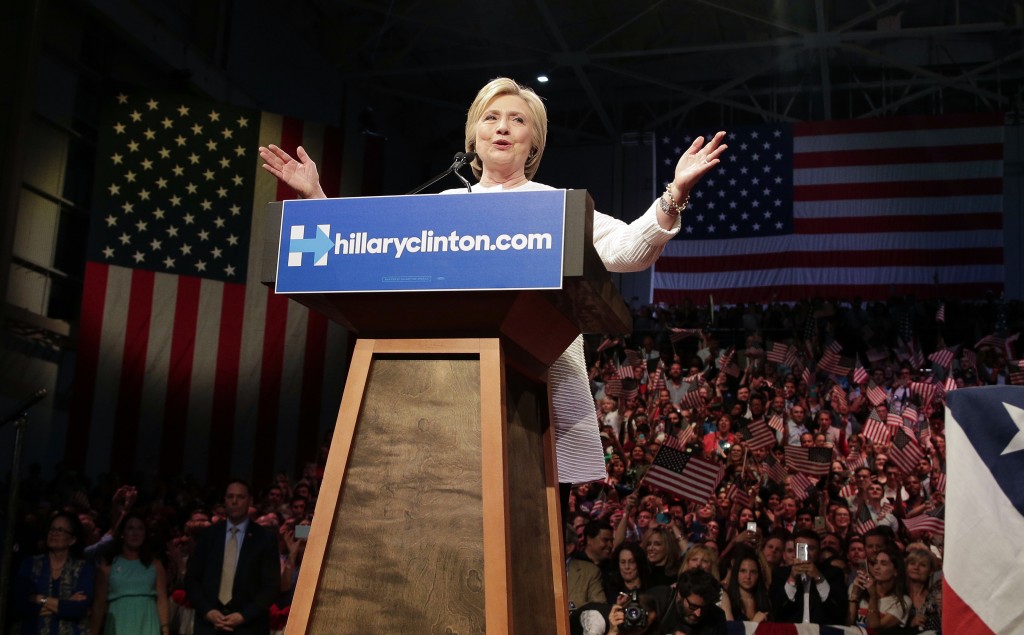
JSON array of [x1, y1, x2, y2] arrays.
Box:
[[642, 526, 682, 574], [464, 77, 547, 181], [683, 544, 721, 581], [905, 545, 937, 578]]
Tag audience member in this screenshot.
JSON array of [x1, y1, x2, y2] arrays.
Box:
[[184, 481, 280, 635], [655, 569, 727, 634], [91, 512, 170, 634], [640, 526, 682, 587], [721, 546, 772, 622], [768, 529, 845, 624], [13, 511, 95, 635], [847, 543, 911, 628]]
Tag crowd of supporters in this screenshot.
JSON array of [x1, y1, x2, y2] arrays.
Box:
[[5, 453, 326, 633], [3, 296, 1021, 635], [565, 296, 1022, 634]]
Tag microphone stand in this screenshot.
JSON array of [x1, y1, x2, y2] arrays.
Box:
[[0, 388, 47, 630], [407, 152, 476, 194]]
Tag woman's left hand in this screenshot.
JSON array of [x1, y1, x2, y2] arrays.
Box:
[[668, 131, 728, 204]]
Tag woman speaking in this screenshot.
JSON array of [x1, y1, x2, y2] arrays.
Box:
[[259, 77, 726, 486]]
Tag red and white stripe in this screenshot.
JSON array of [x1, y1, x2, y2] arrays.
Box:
[[861, 418, 892, 445], [929, 348, 956, 369], [902, 512, 945, 535], [653, 114, 1004, 303], [867, 385, 888, 406], [68, 115, 348, 484]]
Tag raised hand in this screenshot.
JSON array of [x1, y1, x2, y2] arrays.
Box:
[[258, 144, 326, 199], [124, 485, 138, 510], [669, 131, 728, 203]]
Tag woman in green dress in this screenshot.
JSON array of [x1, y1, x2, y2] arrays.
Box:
[[91, 513, 170, 635]]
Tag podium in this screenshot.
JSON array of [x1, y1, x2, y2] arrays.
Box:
[[261, 190, 630, 635]]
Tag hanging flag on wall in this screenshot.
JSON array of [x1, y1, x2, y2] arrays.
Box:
[[68, 91, 353, 485], [652, 114, 1004, 303]]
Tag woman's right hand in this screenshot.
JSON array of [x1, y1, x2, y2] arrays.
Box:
[[852, 570, 873, 598], [606, 604, 625, 635], [259, 144, 326, 199]]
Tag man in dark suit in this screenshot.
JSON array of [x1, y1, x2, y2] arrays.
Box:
[[769, 529, 846, 625], [186, 480, 280, 634]]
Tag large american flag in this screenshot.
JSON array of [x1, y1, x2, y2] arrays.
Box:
[[67, 92, 350, 485], [652, 114, 1004, 303]]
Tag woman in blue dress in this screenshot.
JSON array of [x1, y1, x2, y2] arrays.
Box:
[[91, 513, 170, 635]]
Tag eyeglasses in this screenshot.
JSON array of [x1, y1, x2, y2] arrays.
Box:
[[682, 596, 706, 614], [48, 527, 73, 535]]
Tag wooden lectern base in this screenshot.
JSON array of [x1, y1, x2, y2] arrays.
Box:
[[287, 338, 569, 635]]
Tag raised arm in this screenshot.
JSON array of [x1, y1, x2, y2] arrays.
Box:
[[614, 492, 639, 548], [258, 144, 326, 199], [591, 131, 729, 272]]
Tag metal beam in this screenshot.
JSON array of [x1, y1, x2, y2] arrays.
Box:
[[857, 49, 1024, 117], [584, 0, 667, 52], [834, 0, 909, 33], [689, 0, 809, 35], [533, 0, 617, 138], [838, 41, 1010, 105], [595, 61, 801, 124], [816, 0, 833, 119]]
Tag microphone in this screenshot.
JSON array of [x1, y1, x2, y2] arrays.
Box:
[[407, 152, 477, 194], [451, 152, 476, 192], [1, 388, 47, 426]]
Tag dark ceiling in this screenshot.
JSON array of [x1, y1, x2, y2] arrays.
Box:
[[277, 0, 1022, 139], [85, 0, 1024, 149]]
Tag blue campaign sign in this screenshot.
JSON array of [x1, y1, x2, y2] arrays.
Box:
[[276, 190, 566, 293]]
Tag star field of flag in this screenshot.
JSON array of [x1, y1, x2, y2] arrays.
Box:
[[88, 93, 260, 283], [947, 386, 1024, 516], [658, 125, 794, 239]]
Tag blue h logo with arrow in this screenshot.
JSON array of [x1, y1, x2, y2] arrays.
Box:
[[287, 224, 333, 267]]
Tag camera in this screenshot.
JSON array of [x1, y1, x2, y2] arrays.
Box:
[[622, 590, 648, 630]]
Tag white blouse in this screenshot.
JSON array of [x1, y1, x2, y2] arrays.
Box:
[[444, 181, 680, 482]]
